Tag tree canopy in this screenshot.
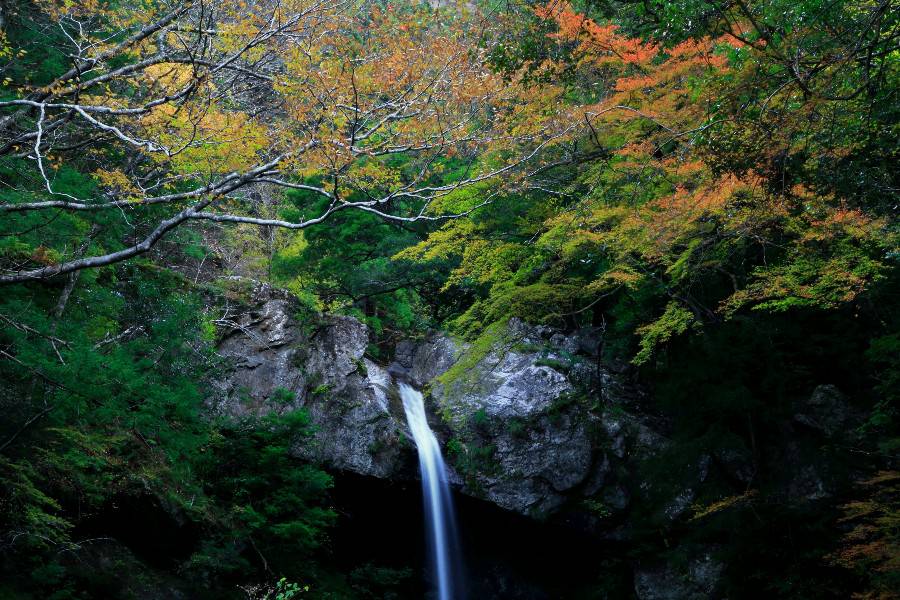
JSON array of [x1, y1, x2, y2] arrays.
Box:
[[1, 0, 898, 597]]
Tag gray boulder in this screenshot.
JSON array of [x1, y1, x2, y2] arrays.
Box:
[[793, 384, 853, 436], [420, 319, 678, 519], [422, 321, 597, 514], [210, 284, 413, 479], [391, 333, 462, 387]]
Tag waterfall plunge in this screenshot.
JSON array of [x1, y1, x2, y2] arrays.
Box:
[[398, 382, 463, 600]]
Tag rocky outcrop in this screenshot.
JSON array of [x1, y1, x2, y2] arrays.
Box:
[[205, 285, 874, 599], [422, 319, 606, 515], [793, 384, 854, 437], [774, 384, 858, 503], [210, 285, 413, 479], [209, 287, 685, 523], [394, 318, 685, 525], [391, 333, 462, 388], [634, 550, 725, 600], [207, 287, 730, 595]]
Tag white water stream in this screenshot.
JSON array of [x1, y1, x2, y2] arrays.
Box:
[[398, 382, 463, 599]]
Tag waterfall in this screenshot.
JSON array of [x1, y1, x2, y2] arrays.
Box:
[[398, 382, 463, 600]]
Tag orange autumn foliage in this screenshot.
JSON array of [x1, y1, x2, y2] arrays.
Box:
[[535, 2, 658, 65]]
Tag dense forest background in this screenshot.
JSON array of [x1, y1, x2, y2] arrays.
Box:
[[0, 0, 897, 598]]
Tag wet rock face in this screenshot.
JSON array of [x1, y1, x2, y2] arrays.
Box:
[[428, 335, 597, 514], [420, 319, 674, 519], [209, 289, 675, 522], [209, 290, 707, 530], [387, 320, 646, 515], [392, 334, 461, 388], [210, 285, 413, 479]]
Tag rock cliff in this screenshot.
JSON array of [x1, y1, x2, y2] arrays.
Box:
[[210, 285, 681, 527], [209, 285, 414, 479], [210, 285, 858, 599]]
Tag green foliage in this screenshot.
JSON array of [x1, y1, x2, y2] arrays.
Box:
[[348, 563, 414, 599], [352, 356, 369, 377], [632, 302, 696, 365], [0, 456, 71, 553], [245, 577, 310, 600], [0, 0, 898, 597], [0, 258, 333, 597], [272, 578, 308, 600], [310, 384, 331, 397], [581, 499, 612, 519], [534, 356, 573, 374], [446, 436, 498, 482], [270, 188, 444, 346], [187, 408, 335, 582], [829, 471, 900, 597], [471, 407, 490, 429], [506, 417, 527, 438], [398, 0, 900, 376], [865, 331, 900, 453]]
